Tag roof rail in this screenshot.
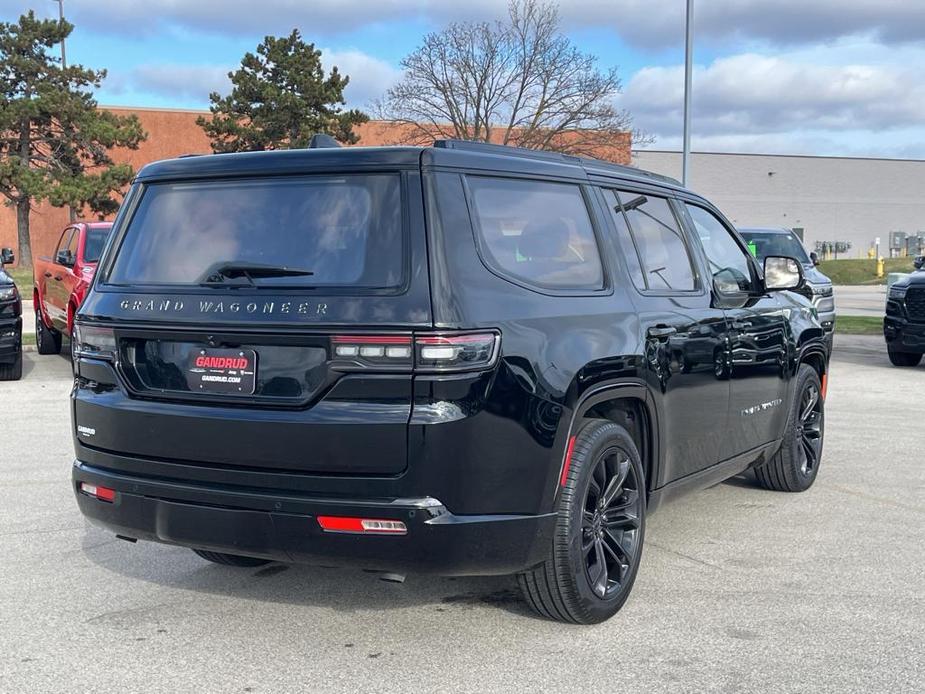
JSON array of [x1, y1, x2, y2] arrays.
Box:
[[433, 139, 582, 164], [308, 133, 342, 149]]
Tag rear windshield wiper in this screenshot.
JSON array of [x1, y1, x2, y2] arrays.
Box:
[[198, 262, 315, 287]]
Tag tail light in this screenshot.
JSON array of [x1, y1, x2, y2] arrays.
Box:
[[330, 335, 413, 370], [73, 324, 117, 361], [330, 331, 500, 373], [415, 333, 499, 372]]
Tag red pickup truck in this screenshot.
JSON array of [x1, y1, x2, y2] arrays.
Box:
[[34, 222, 112, 355]]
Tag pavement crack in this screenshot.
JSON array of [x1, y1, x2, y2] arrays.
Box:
[[647, 541, 724, 570], [827, 484, 924, 514]]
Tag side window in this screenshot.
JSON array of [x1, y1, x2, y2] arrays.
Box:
[[466, 176, 604, 291], [55, 228, 74, 257], [685, 204, 755, 293], [606, 190, 697, 292], [67, 228, 80, 258]]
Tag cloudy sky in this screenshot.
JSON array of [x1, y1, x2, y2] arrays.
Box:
[[4, 0, 925, 158]]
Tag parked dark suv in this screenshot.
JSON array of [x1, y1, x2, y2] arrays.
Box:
[[884, 255, 925, 367], [0, 247, 23, 381], [71, 141, 829, 624]]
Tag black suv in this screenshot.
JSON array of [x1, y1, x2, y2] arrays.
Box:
[[884, 255, 925, 367], [72, 141, 829, 624], [0, 247, 23, 381]]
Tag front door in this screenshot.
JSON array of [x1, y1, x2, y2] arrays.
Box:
[[599, 188, 731, 485], [682, 203, 790, 461], [45, 227, 75, 329]]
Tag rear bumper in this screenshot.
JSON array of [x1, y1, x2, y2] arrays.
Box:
[[72, 460, 555, 576], [0, 317, 21, 362], [884, 316, 925, 352]]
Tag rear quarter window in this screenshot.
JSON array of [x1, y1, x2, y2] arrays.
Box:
[[466, 176, 605, 291], [106, 175, 404, 289]]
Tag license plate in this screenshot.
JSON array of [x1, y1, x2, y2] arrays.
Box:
[[187, 348, 257, 394]]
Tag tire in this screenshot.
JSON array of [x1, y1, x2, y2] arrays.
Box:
[[0, 354, 22, 381], [518, 419, 646, 624], [888, 348, 922, 367], [35, 307, 62, 355], [192, 549, 271, 567], [756, 364, 824, 493]]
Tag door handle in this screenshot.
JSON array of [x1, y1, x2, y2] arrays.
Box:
[[54, 275, 63, 281], [731, 321, 749, 330], [647, 326, 677, 339], [44, 271, 52, 278]]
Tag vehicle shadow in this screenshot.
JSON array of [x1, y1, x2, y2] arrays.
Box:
[[78, 525, 536, 620]]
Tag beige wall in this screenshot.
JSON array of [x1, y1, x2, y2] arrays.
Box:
[[632, 150, 925, 255]]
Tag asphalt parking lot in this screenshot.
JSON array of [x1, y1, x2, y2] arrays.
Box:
[[1, 336, 922, 693]]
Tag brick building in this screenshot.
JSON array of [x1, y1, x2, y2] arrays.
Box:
[[1, 106, 631, 265]]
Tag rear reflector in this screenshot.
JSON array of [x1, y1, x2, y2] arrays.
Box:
[[317, 516, 408, 535], [559, 435, 577, 487], [79, 482, 116, 502]]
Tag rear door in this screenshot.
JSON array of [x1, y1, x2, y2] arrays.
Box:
[[79, 170, 430, 476], [680, 202, 789, 460], [599, 187, 731, 484]]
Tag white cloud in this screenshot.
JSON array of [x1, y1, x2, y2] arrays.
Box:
[[320, 49, 402, 108], [4, 0, 923, 48], [621, 49, 925, 155]]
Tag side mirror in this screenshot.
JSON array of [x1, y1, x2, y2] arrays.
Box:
[[764, 255, 804, 291], [0, 247, 13, 266], [55, 249, 74, 267], [809, 251, 820, 266], [915, 256, 925, 271]]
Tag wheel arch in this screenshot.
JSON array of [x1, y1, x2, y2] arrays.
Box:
[[799, 345, 828, 384], [561, 382, 660, 498]]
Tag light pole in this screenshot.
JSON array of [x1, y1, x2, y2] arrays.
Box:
[[52, 0, 77, 222], [52, 0, 66, 68], [681, 0, 693, 187]]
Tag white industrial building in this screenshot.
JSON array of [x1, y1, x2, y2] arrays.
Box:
[[632, 150, 925, 257]]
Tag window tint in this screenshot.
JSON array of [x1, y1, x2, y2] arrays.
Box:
[[612, 191, 696, 291], [685, 204, 754, 293], [108, 175, 403, 288], [467, 177, 604, 290], [83, 227, 111, 263]]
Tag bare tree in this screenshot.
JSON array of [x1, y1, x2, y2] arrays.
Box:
[[375, 0, 646, 157]]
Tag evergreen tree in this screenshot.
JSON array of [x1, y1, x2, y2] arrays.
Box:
[[198, 30, 368, 152], [0, 11, 146, 266]]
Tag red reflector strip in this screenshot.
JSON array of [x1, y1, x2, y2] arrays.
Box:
[[559, 435, 577, 487], [317, 516, 407, 535], [416, 334, 492, 345], [821, 373, 828, 400], [80, 482, 116, 502], [331, 335, 411, 344]]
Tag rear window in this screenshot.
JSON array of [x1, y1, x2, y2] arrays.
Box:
[[467, 176, 604, 291], [83, 227, 110, 263], [107, 175, 403, 288]]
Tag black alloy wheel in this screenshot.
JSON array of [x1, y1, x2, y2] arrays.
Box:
[[581, 447, 642, 599], [756, 364, 825, 492], [518, 419, 646, 624], [797, 381, 823, 476]]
